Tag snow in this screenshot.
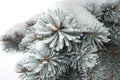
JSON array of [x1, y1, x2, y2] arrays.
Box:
[[0, 0, 118, 80], [49, 0, 104, 31], [5, 22, 29, 36]]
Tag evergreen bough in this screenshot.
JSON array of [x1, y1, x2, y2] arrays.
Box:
[[1, 0, 120, 80]]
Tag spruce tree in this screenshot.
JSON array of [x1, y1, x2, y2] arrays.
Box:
[[1, 0, 120, 80]]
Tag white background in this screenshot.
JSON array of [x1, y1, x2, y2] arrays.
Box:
[[0, 0, 113, 80]]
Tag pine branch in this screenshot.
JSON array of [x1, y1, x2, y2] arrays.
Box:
[[96, 45, 120, 80], [82, 24, 110, 49], [24, 9, 82, 51], [1, 1, 120, 80], [16, 41, 69, 80], [98, 1, 120, 23], [1, 32, 24, 52]]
